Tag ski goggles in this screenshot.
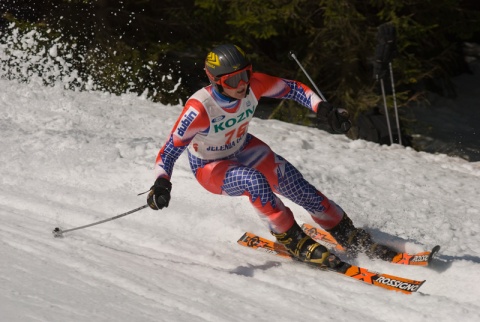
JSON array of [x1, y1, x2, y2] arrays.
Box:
[[216, 65, 252, 89]]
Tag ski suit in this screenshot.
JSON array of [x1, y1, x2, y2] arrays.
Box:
[[154, 72, 344, 233]]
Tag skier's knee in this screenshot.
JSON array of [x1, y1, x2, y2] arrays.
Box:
[[223, 167, 271, 197]]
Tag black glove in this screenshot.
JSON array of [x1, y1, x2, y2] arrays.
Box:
[[147, 177, 172, 210], [317, 101, 352, 133]]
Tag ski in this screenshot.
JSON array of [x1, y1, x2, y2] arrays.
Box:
[[238, 232, 425, 294], [301, 223, 441, 266]]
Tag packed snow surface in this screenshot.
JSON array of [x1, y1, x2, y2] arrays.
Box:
[[1, 78, 479, 322]]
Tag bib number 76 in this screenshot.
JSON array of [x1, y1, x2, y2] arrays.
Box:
[[225, 122, 248, 144]]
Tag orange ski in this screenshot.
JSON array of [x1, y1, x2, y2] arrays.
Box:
[[301, 223, 440, 266], [238, 232, 425, 294]]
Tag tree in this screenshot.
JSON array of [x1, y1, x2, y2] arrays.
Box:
[[2, 0, 479, 119]]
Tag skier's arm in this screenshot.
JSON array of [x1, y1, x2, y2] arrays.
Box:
[[154, 99, 210, 180], [250, 72, 351, 133], [249, 72, 322, 112], [148, 100, 210, 210]]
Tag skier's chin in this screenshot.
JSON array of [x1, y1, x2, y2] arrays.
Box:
[[223, 85, 247, 99]]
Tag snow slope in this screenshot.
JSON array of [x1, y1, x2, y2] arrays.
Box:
[[1, 78, 480, 322]]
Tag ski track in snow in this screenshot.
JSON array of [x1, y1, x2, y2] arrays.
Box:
[[0, 78, 479, 322]]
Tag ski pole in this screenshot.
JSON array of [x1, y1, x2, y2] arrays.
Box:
[[52, 204, 149, 238], [288, 50, 327, 101], [389, 62, 402, 145], [378, 76, 394, 145], [374, 23, 398, 145]]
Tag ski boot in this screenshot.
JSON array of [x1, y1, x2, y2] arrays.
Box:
[[272, 222, 343, 269], [327, 213, 397, 261]]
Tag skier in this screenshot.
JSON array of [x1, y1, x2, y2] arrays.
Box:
[[147, 44, 397, 266]]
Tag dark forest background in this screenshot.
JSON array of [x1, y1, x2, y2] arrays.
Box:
[[1, 0, 480, 144]]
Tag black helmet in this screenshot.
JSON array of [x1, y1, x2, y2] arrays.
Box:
[[205, 44, 251, 89]]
